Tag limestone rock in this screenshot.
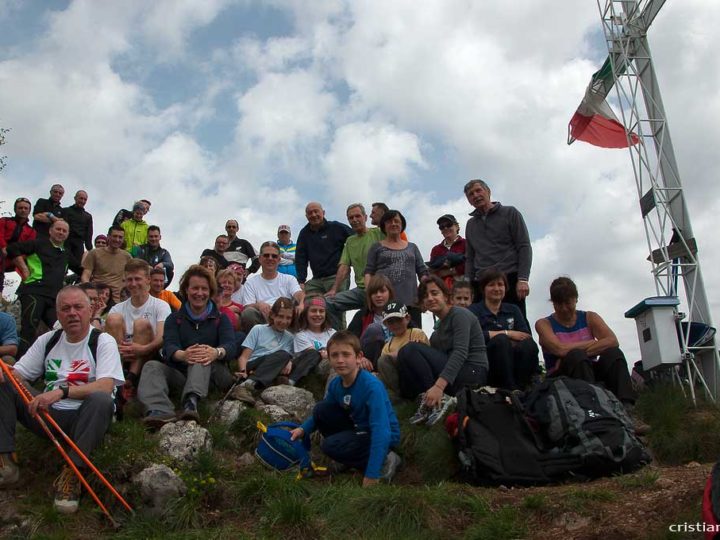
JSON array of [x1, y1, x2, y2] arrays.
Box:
[[158, 420, 212, 463], [237, 452, 256, 467], [216, 400, 247, 425], [257, 404, 293, 423], [260, 385, 315, 420], [133, 464, 186, 515]]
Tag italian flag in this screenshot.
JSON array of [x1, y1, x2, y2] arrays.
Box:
[[568, 58, 639, 148]]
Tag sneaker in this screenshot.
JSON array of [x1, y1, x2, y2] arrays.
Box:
[[409, 405, 432, 425], [142, 410, 177, 430], [228, 386, 256, 405], [53, 466, 81, 514], [381, 451, 402, 482], [180, 394, 200, 422], [426, 396, 457, 426], [0, 453, 19, 487], [409, 394, 432, 425]]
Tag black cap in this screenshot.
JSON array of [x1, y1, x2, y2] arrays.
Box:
[[436, 214, 457, 225]]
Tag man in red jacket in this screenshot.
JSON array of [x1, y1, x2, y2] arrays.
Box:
[[0, 197, 36, 294]]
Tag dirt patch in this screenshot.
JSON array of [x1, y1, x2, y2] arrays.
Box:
[[485, 462, 710, 539]]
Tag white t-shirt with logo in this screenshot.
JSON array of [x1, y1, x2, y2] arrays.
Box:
[[293, 329, 336, 353], [241, 273, 301, 306], [109, 295, 171, 338], [14, 328, 124, 411]]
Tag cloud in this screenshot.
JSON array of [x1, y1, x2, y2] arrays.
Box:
[[323, 122, 426, 205]]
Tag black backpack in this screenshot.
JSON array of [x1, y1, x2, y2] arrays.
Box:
[[455, 388, 584, 485], [523, 377, 651, 478]]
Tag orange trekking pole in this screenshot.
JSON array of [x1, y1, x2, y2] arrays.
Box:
[[0, 361, 133, 522]]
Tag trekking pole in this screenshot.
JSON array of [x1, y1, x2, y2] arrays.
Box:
[[0, 362, 133, 517], [208, 375, 242, 423]]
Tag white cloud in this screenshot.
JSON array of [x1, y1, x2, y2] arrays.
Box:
[[323, 122, 426, 205]]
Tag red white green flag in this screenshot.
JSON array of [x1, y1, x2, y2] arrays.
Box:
[[568, 58, 639, 148]]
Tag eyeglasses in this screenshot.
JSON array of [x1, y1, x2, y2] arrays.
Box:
[[438, 222, 455, 230], [261, 253, 279, 259]]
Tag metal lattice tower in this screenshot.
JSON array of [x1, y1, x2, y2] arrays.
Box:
[[597, 0, 720, 398]]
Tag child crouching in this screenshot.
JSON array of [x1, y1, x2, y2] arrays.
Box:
[[290, 331, 401, 486]]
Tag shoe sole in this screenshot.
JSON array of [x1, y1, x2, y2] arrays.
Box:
[[179, 411, 200, 422], [142, 416, 176, 429]]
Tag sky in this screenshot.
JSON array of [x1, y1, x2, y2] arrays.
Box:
[[1, 0, 719, 363]]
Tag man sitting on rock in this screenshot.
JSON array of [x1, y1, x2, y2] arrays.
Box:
[[0, 285, 123, 513]]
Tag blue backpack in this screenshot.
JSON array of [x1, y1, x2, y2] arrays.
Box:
[[255, 421, 312, 472]]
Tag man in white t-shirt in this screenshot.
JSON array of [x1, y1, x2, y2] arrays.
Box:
[[0, 285, 124, 513], [241, 241, 304, 331], [106, 259, 170, 394]]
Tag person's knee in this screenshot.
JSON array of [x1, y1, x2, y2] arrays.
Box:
[[489, 333, 512, 351], [132, 319, 154, 343], [563, 348, 588, 367], [397, 342, 424, 367], [105, 314, 124, 333]]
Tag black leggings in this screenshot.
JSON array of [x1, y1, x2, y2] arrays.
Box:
[[486, 334, 539, 390], [396, 342, 487, 399], [552, 347, 637, 404]]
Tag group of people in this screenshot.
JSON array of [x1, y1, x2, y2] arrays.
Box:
[[0, 179, 639, 512]]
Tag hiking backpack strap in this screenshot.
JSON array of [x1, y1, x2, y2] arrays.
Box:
[[43, 329, 65, 359], [44, 328, 101, 363]]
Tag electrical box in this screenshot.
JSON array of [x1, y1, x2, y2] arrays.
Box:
[[624, 296, 681, 370]]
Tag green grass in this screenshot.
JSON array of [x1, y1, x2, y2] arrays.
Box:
[[563, 486, 617, 510], [613, 468, 660, 489], [636, 383, 720, 464]]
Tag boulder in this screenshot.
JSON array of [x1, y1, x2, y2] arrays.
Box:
[[259, 385, 315, 420], [257, 404, 293, 423], [158, 420, 212, 463], [216, 400, 247, 426], [237, 452, 256, 467], [133, 464, 186, 515]]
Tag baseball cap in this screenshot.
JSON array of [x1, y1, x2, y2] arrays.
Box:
[[278, 224, 291, 233], [382, 301, 408, 322], [436, 214, 458, 225]]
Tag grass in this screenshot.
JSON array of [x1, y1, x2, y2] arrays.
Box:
[[5, 379, 718, 538], [613, 468, 660, 489], [636, 383, 720, 465]]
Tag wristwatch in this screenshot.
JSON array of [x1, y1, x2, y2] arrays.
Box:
[[59, 384, 69, 399]]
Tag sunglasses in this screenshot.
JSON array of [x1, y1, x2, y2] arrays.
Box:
[[261, 253, 279, 259], [15, 197, 31, 205], [438, 222, 455, 230]]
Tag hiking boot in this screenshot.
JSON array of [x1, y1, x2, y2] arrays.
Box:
[[53, 466, 81, 514], [426, 396, 457, 426], [180, 394, 200, 422], [381, 451, 402, 482], [229, 386, 256, 405], [0, 453, 19, 487], [142, 410, 177, 430]]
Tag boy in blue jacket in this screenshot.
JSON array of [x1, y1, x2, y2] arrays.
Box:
[[291, 331, 401, 485]]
